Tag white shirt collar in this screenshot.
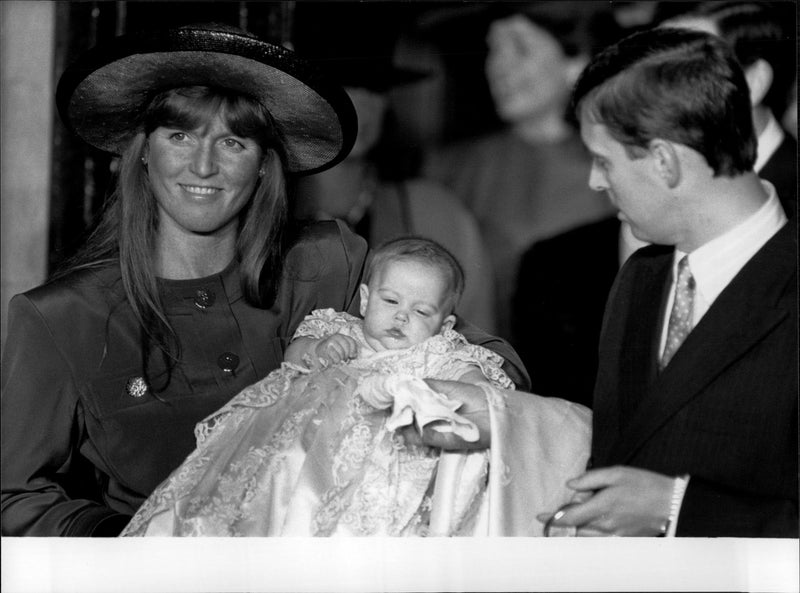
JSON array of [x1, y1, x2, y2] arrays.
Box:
[[674, 180, 787, 320], [754, 112, 785, 173]]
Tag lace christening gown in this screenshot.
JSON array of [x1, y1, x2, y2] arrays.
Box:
[[122, 309, 517, 536]]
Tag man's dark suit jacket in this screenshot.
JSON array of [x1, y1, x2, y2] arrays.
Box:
[[592, 223, 798, 537], [513, 217, 620, 408], [511, 131, 795, 411], [761, 133, 797, 220]]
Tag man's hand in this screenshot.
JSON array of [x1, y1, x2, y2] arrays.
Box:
[[399, 379, 491, 451], [537, 466, 675, 536]]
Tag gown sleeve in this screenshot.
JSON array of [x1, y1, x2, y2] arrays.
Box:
[[292, 309, 362, 341], [454, 317, 531, 391], [426, 334, 591, 536], [1, 295, 130, 536], [480, 385, 592, 535]]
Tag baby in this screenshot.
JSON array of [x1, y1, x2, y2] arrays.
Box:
[[122, 238, 513, 536]]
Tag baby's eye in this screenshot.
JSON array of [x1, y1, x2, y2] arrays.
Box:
[[415, 309, 431, 317], [382, 297, 398, 304]]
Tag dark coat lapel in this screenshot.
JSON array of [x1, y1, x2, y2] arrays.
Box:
[[610, 224, 796, 462], [616, 250, 670, 426]]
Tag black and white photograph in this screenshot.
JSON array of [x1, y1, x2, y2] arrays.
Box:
[[1, 1, 797, 591]]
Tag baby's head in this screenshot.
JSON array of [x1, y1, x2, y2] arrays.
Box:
[[359, 237, 465, 352]]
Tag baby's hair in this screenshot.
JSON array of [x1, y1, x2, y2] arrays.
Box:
[[364, 237, 465, 314]]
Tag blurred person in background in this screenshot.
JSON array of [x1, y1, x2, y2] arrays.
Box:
[[292, 3, 497, 333], [663, 0, 797, 218], [783, 83, 796, 140], [425, 2, 622, 340]]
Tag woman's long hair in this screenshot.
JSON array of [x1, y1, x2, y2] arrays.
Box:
[[56, 86, 290, 390]]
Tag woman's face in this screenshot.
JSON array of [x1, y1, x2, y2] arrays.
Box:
[[146, 112, 264, 241], [485, 15, 575, 124]]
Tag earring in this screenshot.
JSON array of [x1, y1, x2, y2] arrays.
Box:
[[140, 156, 148, 166], [258, 168, 266, 177]]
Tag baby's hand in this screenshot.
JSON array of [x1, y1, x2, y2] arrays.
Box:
[[313, 334, 360, 366]]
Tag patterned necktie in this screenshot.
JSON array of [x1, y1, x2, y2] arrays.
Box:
[[660, 255, 695, 371]]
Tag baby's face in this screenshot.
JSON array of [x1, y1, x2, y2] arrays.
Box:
[[359, 260, 455, 352]]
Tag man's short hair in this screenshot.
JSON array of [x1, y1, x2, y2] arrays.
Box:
[[570, 27, 757, 177], [681, 1, 796, 117]]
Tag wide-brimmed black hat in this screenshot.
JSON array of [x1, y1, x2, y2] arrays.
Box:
[[56, 25, 357, 175]]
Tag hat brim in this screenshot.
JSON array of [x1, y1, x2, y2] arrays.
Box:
[[56, 27, 357, 175]]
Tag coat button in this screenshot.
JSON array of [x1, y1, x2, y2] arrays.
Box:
[[126, 376, 148, 398], [217, 352, 240, 373], [194, 289, 215, 309]]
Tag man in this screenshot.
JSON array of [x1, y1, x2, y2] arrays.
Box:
[[540, 27, 797, 537], [664, 1, 797, 218], [512, 1, 797, 409]]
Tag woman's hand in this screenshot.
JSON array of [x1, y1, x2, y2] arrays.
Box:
[[399, 379, 491, 451]]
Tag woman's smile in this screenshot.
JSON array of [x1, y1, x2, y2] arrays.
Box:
[[179, 184, 222, 196]]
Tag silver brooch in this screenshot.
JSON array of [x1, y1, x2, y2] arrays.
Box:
[[126, 376, 148, 398]]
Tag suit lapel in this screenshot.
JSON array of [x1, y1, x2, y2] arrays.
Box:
[[616, 253, 670, 426], [610, 225, 796, 463]]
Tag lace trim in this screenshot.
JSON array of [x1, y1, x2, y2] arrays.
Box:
[[123, 309, 512, 536], [291, 309, 513, 388]]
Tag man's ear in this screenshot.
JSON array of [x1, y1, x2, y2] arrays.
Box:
[[359, 284, 369, 317], [442, 315, 456, 332], [648, 139, 681, 189], [744, 59, 773, 107]]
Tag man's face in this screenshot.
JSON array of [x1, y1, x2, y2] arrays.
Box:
[[579, 111, 677, 245]]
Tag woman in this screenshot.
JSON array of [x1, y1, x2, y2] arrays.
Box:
[[0, 24, 528, 537]]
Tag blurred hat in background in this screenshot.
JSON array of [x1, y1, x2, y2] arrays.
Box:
[[292, 2, 429, 93], [415, 1, 631, 57]]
